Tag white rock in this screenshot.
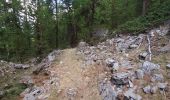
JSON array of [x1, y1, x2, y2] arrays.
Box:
[[166, 64, 170, 69], [143, 85, 151, 94], [157, 83, 168, 90]]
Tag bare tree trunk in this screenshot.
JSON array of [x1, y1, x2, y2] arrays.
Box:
[[142, 0, 146, 15], [142, 0, 149, 16], [147, 34, 152, 61], [55, 0, 58, 48]]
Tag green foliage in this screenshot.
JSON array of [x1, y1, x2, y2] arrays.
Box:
[[1, 83, 27, 100], [117, 0, 170, 33]]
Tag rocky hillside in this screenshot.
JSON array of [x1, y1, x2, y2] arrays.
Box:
[[0, 24, 170, 100]]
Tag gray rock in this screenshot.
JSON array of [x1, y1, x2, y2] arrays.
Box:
[[22, 64, 30, 69], [166, 64, 170, 69], [105, 58, 120, 71], [158, 43, 170, 53], [151, 74, 164, 82], [110, 72, 130, 85], [22, 86, 45, 100], [0, 91, 5, 98], [159, 25, 169, 36], [48, 50, 61, 62], [20, 76, 34, 86], [11, 63, 30, 69], [67, 88, 77, 99], [143, 85, 151, 94], [129, 44, 138, 49], [157, 83, 168, 90], [142, 61, 160, 74], [124, 88, 142, 100], [151, 86, 158, 94], [24, 94, 36, 100], [105, 58, 115, 67], [112, 62, 119, 71], [128, 80, 134, 88], [120, 60, 132, 68], [139, 52, 148, 60], [135, 69, 144, 79], [13, 64, 23, 69], [99, 80, 117, 100]]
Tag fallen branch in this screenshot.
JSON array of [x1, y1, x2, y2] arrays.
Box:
[[147, 34, 152, 61]]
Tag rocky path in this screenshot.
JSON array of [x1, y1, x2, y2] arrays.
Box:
[[48, 49, 102, 100]]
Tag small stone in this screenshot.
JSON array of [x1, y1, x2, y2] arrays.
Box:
[[24, 94, 36, 100], [151, 86, 158, 94], [158, 43, 170, 53], [157, 83, 168, 90], [124, 88, 142, 100], [13, 64, 23, 69], [112, 62, 119, 71], [135, 69, 144, 79], [143, 85, 151, 94], [151, 74, 164, 82], [0, 91, 5, 98], [129, 44, 138, 49], [105, 58, 115, 67], [67, 88, 77, 97], [110, 72, 130, 85], [20, 76, 34, 86], [22, 64, 30, 69], [166, 64, 170, 69], [139, 52, 148, 60], [128, 80, 134, 88]]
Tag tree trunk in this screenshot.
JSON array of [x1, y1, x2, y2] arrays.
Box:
[[142, 0, 149, 16], [55, 0, 58, 48]]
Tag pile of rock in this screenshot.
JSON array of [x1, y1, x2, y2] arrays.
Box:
[[33, 50, 61, 74], [77, 28, 170, 100], [77, 34, 144, 66], [115, 35, 144, 52], [20, 76, 60, 100]]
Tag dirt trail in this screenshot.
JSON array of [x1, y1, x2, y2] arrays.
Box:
[[48, 49, 102, 100]]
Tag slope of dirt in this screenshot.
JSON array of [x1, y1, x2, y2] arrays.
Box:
[[48, 49, 102, 100]]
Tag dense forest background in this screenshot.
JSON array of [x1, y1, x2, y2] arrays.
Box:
[[0, 0, 170, 62]]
